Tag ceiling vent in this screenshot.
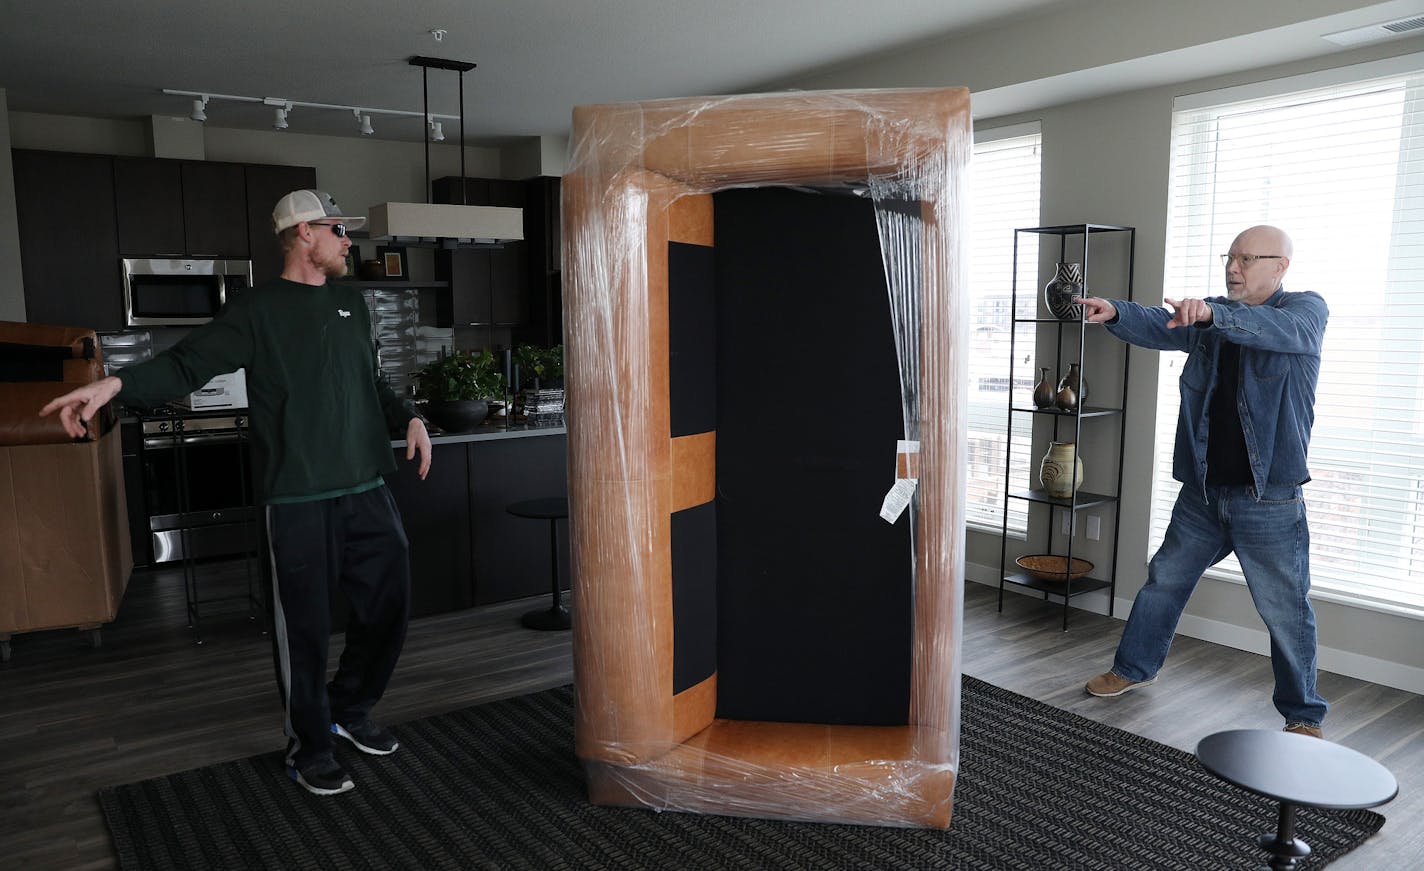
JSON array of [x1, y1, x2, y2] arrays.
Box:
[[1322, 15, 1424, 47]]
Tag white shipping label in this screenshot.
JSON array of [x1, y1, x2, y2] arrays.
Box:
[[879, 477, 918, 524]]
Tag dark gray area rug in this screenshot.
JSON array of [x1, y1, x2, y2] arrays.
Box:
[[99, 677, 1384, 870]]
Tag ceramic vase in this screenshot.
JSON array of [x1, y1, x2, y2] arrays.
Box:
[[1039, 441, 1085, 499], [1044, 262, 1087, 320], [1032, 367, 1056, 409], [1057, 362, 1088, 406], [1054, 384, 1078, 413]]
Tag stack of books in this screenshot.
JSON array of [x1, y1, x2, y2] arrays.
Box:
[[521, 388, 565, 427]]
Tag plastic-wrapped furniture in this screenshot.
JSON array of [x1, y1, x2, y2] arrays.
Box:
[[563, 88, 969, 828], [0, 321, 132, 660]]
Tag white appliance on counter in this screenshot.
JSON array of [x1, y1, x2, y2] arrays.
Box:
[[174, 369, 248, 409]]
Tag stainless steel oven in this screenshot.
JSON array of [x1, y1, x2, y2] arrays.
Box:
[[123, 258, 253, 327], [140, 411, 258, 563]]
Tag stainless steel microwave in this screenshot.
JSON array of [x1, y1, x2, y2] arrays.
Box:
[[122, 258, 253, 327]]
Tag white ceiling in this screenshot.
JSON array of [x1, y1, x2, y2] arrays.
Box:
[[0, 0, 1420, 145]]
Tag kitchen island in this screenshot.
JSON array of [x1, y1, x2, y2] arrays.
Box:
[[385, 423, 568, 617]]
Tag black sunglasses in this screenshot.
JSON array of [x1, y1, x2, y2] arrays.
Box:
[[310, 221, 348, 237]]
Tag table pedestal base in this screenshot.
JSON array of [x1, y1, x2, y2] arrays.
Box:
[[1256, 802, 1311, 871], [521, 602, 571, 631]]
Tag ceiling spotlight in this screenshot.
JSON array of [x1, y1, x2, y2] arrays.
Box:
[[429, 120, 444, 142], [360, 113, 374, 136], [273, 107, 289, 130], [190, 97, 208, 122]]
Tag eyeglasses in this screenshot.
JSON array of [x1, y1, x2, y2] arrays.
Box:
[[1220, 253, 1281, 267], [309, 221, 348, 237]]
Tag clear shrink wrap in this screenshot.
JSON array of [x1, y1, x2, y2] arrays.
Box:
[[563, 88, 969, 828]]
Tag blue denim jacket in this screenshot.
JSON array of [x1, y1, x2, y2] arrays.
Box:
[[1103, 286, 1328, 501]]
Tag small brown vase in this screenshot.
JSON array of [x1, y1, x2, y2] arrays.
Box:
[[1054, 384, 1078, 413], [1057, 362, 1088, 406], [1032, 367, 1055, 409]]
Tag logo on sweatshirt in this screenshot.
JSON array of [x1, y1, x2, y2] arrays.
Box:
[[337, 309, 351, 318]]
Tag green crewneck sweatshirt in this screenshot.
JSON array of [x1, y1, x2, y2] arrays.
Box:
[[117, 278, 417, 504]]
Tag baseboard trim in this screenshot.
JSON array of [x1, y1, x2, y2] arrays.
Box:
[[966, 560, 1424, 695]]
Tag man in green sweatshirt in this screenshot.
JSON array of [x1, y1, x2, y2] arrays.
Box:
[[42, 189, 433, 796]]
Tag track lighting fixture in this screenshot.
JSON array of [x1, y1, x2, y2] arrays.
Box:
[[162, 88, 458, 138]]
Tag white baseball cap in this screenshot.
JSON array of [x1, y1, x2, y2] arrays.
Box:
[[271, 189, 367, 234]]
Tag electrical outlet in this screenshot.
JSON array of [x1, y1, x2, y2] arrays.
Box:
[[1087, 515, 1101, 541]]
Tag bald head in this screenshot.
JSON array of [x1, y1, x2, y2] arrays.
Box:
[[1234, 225, 1293, 259], [1224, 225, 1292, 304]]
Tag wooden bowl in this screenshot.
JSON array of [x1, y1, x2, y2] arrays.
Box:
[[1015, 554, 1093, 583]]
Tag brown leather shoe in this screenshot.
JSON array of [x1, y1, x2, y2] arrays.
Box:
[[1284, 722, 1324, 739], [1084, 671, 1156, 697]]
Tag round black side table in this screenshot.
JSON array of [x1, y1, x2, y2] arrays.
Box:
[[506, 497, 571, 631], [1196, 729, 1397, 870]]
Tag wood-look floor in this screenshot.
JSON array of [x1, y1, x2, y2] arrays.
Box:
[[1, 564, 1419, 870]]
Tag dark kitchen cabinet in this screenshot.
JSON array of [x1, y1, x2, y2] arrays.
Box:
[[244, 163, 317, 285], [113, 158, 248, 258], [514, 176, 562, 348], [181, 162, 248, 257], [113, 158, 187, 257], [382, 431, 568, 612], [12, 149, 124, 330], [469, 433, 569, 605], [432, 176, 529, 328], [384, 441, 475, 616]]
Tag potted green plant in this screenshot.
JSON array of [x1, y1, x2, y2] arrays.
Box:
[[413, 350, 505, 432], [513, 344, 565, 426], [514, 344, 564, 389]]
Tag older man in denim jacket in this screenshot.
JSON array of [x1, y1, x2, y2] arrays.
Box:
[[1077, 225, 1330, 738]]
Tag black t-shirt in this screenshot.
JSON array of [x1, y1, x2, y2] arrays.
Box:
[[1206, 341, 1252, 486]]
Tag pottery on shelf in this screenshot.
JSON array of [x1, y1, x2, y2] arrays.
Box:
[[1032, 367, 1056, 409], [1054, 383, 1078, 413], [1057, 362, 1088, 407], [1044, 262, 1087, 321], [1039, 441, 1085, 499]]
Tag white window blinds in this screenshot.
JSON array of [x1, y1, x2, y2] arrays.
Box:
[[1156, 58, 1424, 617], [969, 126, 1042, 533]]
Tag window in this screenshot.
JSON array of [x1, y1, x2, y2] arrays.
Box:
[[1156, 55, 1424, 617], [968, 125, 1042, 533]]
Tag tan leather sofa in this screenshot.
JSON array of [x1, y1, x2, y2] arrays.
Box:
[[0, 321, 132, 661], [564, 89, 968, 828]]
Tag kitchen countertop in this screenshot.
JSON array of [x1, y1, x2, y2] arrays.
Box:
[[391, 422, 566, 448]]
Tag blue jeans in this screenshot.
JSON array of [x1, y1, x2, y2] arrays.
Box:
[[1113, 484, 1328, 726]]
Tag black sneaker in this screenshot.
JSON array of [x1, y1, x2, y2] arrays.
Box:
[[286, 758, 355, 796], [332, 719, 400, 755]]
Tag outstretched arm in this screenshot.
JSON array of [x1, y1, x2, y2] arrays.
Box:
[[39, 376, 123, 439], [1078, 296, 1118, 324]]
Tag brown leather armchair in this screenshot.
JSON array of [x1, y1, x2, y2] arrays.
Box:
[[0, 320, 132, 661]]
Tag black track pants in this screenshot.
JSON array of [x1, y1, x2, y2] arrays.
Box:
[[265, 485, 410, 768]]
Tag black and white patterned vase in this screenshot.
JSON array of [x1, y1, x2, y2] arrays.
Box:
[[1044, 262, 1086, 320]]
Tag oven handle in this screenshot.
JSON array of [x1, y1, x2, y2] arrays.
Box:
[[143, 432, 245, 449]]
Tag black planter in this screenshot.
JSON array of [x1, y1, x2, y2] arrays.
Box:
[[423, 399, 490, 433]]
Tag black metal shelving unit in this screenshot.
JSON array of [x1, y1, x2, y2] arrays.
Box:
[[997, 223, 1135, 629]]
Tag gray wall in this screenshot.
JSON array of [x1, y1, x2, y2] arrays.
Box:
[[780, 35, 1424, 691]]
